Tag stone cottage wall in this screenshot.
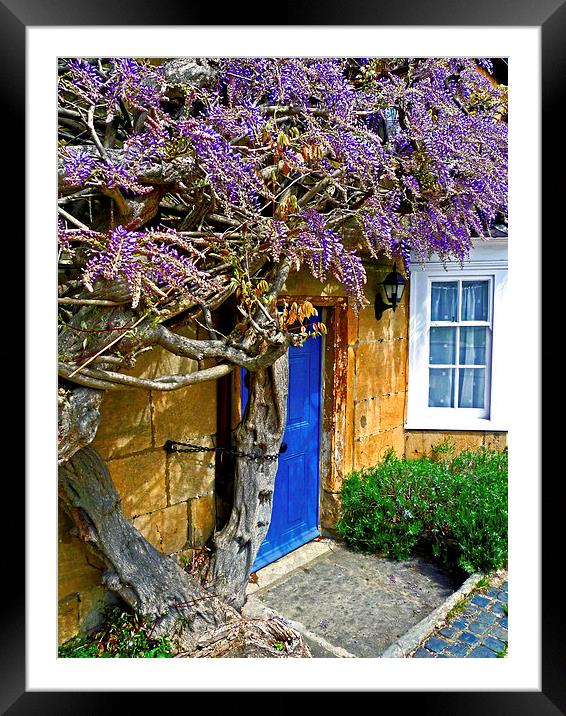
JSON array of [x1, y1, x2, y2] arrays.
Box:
[[349, 263, 409, 469], [404, 430, 507, 459], [349, 266, 507, 465], [341, 264, 507, 467]]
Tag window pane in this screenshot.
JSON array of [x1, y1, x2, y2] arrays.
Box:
[[458, 368, 485, 408], [459, 327, 487, 365], [431, 281, 458, 322], [429, 368, 455, 407], [430, 327, 457, 364], [461, 281, 489, 321]]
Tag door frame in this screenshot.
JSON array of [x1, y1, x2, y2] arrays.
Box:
[[229, 295, 351, 537]]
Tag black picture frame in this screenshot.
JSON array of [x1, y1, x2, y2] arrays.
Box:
[[9, 1, 555, 712]]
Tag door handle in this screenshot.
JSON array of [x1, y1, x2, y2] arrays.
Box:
[[279, 442, 288, 454]]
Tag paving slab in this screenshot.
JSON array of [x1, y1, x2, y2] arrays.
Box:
[[243, 540, 462, 658]]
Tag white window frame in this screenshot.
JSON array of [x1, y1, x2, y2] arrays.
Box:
[[405, 239, 508, 431]]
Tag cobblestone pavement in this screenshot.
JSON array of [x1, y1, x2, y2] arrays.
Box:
[[408, 571, 508, 658]]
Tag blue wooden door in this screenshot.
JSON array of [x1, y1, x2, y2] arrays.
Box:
[[242, 335, 322, 571]]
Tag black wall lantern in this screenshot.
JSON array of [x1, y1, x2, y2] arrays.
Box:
[[374, 263, 406, 320]]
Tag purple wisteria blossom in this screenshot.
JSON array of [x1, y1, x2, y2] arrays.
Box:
[[105, 58, 166, 120], [103, 124, 167, 194], [59, 56, 507, 313], [59, 57, 171, 195], [219, 57, 358, 119], [206, 100, 267, 144], [80, 225, 221, 309], [268, 209, 367, 310], [83, 225, 140, 291], [59, 58, 105, 106], [178, 118, 265, 215], [59, 146, 97, 186]]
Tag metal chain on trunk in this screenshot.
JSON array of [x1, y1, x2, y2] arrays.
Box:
[[164, 439, 281, 462]]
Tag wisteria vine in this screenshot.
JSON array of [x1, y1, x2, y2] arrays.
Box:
[[58, 56, 507, 332]]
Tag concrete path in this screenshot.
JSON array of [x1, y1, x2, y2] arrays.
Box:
[[243, 539, 508, 658], [244, 539, 465, 658]]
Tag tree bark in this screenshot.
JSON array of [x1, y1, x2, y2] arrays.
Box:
[[210, 353, 289, 609], [58, 386, 104, 464]]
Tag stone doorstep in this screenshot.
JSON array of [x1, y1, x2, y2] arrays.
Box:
[[245, 538, 334, 597]]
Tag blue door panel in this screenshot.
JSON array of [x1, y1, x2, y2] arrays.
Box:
[[241, 334, 322, 572], [287, 455, 306, 523]]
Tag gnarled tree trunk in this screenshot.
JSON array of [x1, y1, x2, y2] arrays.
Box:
[[59, 443, 311, 656], [59, 446, 240, 652], [210, 353, 289, 609]]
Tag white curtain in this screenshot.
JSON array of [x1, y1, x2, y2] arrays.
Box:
[[431, 281, 458, 321], [461, 280, 489, 321], [458, 368, 485, 408]]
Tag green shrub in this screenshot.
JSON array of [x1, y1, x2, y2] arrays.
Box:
[[58, 607, 174, 658], [336, 446, 507, 575]]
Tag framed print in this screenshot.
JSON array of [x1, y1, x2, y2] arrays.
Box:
[[8, 0, 557, 711]]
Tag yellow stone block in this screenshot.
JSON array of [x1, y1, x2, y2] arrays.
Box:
[[188, 494, 216, 547], [152, 378, 217, 448], [385, 301, 409, 341], [108, 450, 167, 519], [168, 448, 215, 504], [355, 339, 407, 401], [438, 431, 485, 456], [354, 398, 381, 438], [353, 427, 405, 471], [58, 511, 103, 599], [483, 432, 508, 452], [358, 298, 409, 345], [405, 430, 507, 458], [282, 271, 347, 298], [78, 585, 108, 633], [92, 389, 152, 461], [404, 430, 425, 459], [320, 490, 342, 534], [405, 430, 507, 460], [58, 595, 80, 645], [419, 431, 485, 459], [379, 391, 407, 431], [133, 502, 189, 554]]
